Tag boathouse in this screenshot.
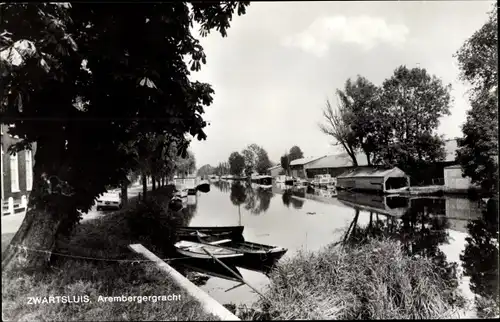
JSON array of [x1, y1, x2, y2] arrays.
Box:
[[336, 166, 410, 194], [267, 164, 283, 178], [289, 156, 325, 179], [305, 151, 369, 179]]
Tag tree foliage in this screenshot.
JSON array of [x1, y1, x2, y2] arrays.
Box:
[[214, 161, 230, 176], [320, 69, 452, 177], [288, 146, 304, 161], [255, 147, 272, 174], [0, 2, 250, 271], [379, 66, 451, 169], [197, 164, 214, 177], [174, 149, 196, 177], [280, 154, 290, 175], [319, 90, 359, 166], [455, 6, 498, 193], [241, 143, 271, 175], [228, 151, 245, 176]]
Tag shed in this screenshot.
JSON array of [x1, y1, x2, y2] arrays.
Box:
[[443, 164, 476, 192], [268, 164, 283, 177], [336, 166, 409, 193], [289, 156, 325, 179]]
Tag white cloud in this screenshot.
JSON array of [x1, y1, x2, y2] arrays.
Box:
[[282, 15, 410, 56]]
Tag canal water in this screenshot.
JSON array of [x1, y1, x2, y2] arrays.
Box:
[[180, 180, 498, 316]]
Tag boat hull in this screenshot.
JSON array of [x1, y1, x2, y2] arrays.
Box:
[[195, 239, 288, 265], [175, 226, 245, 242], [175, 240, 244, 260]]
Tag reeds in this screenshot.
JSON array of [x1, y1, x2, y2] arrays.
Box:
[[256, 239, 467, 320]]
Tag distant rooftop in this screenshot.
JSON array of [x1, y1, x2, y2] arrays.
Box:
[[290, 156, 325, 166], [307, 152, 368, 169], [268, 164, 282, 170]]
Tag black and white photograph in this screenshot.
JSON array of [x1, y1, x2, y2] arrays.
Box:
[[1, 1, 498, 321]]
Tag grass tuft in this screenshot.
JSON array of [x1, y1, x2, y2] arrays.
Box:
[[255, 238, 467, 320]]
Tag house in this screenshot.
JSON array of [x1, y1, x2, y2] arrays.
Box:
[[443, 164, 478, 193], [267, 164, 283, 178], [305, 151, 370, 179], [336, 166, 410, 194], [1, 124, 36, 216], [289, 156, 325, 179]]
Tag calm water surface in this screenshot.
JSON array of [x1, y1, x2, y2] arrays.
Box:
[[179, 180, 498, 316]]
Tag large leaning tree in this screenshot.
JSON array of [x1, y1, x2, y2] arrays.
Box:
[[455, 5, 498, 194], [0, 2, 250, 272]]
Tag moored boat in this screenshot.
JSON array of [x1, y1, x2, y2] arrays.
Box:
[[175, 226, 245, 242], [175, 240, 244, 259], [196, 180, 210, 193], [194, 238, 288, 264]]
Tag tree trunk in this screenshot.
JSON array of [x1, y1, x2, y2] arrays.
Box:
[[341, 142, 358, 167], [2, 138, 65, 272], [152, 175, 156, 191], [142, 172, 148, 201], [120, 180, 128, 206]]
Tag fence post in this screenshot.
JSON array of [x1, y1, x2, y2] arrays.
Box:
[[21, 195, 27, 208], [8, 197, 14, 214]]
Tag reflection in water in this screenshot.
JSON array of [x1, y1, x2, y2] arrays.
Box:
[[212, 180, 231, 193], [461, 198, 499, 318], [244, 184, 274, 215], [340, 196, 499, 317], [282, 190, 304, 209], [230, 182, 247, 207], [183, 180, 497, 313]]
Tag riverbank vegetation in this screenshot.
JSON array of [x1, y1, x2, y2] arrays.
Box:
[[253, 238, 466, 320], [2, 186, 219, 321]]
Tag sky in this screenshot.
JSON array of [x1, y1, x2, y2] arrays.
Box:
[[188, 0, 495, 168]]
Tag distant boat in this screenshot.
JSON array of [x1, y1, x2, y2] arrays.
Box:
[[173, 185, 188, 198], [251, 175, 272, 185], [294, 178, 309, 187], [284, 176, 295, 186], [196, 180, 210, 193]]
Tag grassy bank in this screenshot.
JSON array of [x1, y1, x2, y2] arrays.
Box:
[[2, 186, 219, 321], [252, 239, 466, 320]]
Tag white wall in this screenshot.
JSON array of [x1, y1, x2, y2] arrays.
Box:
[[444, 168, 473, 190]]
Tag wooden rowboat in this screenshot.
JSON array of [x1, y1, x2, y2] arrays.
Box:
[[187, 237, 288, 264], [175, 240, 244, 260]]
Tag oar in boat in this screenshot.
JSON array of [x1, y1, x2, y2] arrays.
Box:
[[201, 246, 270, 303]]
